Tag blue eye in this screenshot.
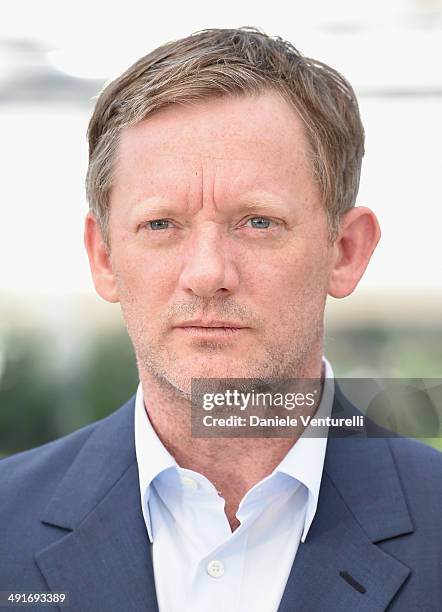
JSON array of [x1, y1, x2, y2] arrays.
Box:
[[247, 217, 272, 229], [149, 219, 169, 230]]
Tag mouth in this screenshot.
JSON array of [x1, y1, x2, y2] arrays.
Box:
[[175, 326, 245, 335], [175, 319, 247, 328], [173, 320, 248, 339]]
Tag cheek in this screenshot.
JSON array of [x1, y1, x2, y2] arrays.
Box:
[[113, 248, 177, 316], [252, 254, 330, 334], [248, 242, 329, 298]]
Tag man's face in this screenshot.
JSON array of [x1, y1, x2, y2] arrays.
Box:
[[107, 90, 335, 396]]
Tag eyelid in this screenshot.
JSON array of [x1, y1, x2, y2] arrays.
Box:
[[142, 218, 176, 229], [140, 215, 281, 230], [243, 215, 280, 227]]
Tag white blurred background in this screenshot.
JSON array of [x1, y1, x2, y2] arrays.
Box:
[[1, 1, 441, 316], [1, 0, 442, 454]]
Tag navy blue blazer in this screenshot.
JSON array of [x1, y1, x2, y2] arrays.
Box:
[[1, 388, 441, 611]]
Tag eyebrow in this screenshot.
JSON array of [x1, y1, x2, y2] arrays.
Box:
[[129, 197, 178, 220], [130, 192, 291, 219], [236, 192, 290, 214]]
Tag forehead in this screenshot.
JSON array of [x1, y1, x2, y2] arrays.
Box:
[[113, 91, 316, 201]]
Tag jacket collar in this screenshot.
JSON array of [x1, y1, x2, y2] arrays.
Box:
[[278, 384, 413, 611], [36, 396, 159, 612], [36, 388, 413, 612]]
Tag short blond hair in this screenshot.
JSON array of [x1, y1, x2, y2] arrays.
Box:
[[86, 27, 364, 245]]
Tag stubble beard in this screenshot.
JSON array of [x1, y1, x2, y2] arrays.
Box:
[[115, 272, 326, 405], [130, 318, 324, 404]]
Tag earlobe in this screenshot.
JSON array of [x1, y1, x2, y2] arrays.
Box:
[[328, 207, 381, 299], [84, 212, 119, 303]]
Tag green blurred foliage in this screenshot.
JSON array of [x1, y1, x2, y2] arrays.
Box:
[[0, 332, 59, 454], [325, 326, 442, 378], [0, 328, 138, 456], [0, 325, 441, 456]]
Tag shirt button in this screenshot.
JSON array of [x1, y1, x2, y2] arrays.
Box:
[[207, 559, 225, 578], [181, 475, 199, 490]]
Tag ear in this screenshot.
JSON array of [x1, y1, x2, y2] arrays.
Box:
[[84, 212, 119, 303], [328, 206, 381, 298]]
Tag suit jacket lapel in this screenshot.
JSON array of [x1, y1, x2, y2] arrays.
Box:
[[278, 387, 414, 612], [34, 387, 415, 612], [35, 397, 159, 612]]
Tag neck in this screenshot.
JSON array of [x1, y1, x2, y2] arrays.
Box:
[[140, 354, 324, 530]]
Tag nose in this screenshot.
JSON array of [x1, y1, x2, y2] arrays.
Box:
[[178, 223, 240, 298]]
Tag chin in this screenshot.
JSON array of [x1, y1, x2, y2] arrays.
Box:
[[163, 360, 241, 388], [193, 354, 251, 374]]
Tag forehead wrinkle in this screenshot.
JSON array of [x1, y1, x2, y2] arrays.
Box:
[[205, 158, 220, 216], [183, 157, 222, 216], [192, 159, 204, 212]]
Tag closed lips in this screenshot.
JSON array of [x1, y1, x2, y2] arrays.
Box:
[[176, 321, 246, 328]]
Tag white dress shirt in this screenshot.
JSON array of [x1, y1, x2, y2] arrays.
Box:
[[135, 360, 334, 612]]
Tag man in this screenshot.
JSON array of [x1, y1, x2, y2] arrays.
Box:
[[0, 27, 441, 612]]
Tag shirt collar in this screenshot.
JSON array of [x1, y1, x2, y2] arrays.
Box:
[[275, 357, 334, 542], [134, 384, 176, 541], [135, 357, 334, 544]]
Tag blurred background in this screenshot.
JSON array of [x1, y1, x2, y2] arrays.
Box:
[[1, 0, 441, 456]]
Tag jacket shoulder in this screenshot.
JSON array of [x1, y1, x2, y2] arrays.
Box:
[[0, 404, 129, 510], [0, 419, 98, 501], [0, 398, 136, 591], [387, 436, 442, 497], [381, 436, 442, 563]]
